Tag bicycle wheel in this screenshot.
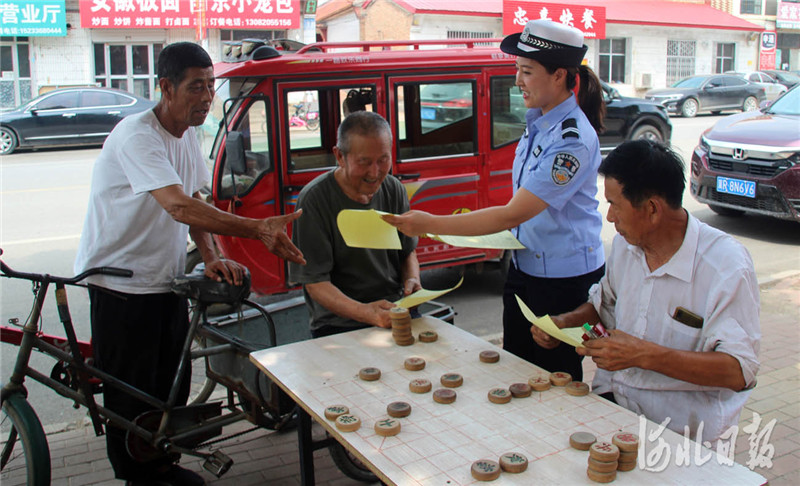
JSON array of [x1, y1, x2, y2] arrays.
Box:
[[0, 393, 51, 486], [189, 334, 216, 405]]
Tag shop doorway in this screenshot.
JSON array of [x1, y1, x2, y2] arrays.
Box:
[[0, 37, 33, 110], [93, 43, 163, 100]]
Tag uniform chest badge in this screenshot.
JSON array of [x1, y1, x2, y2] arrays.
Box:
[[551, 153, 580, 185]]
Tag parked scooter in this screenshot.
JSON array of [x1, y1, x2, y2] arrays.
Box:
[[289, 103, 320, 131]]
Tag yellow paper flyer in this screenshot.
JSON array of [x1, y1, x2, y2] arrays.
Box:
[[395, 277, 464, 309], [337, 209, 401, 249], [514, 295, 585, 348]]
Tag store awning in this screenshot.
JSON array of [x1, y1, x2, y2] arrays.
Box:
[[598, 0, 764, 31]]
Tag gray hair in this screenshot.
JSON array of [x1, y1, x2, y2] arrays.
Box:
[[336, 111, 392, 156]]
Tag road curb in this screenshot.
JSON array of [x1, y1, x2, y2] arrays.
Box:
[[758, 270, 800, 288]]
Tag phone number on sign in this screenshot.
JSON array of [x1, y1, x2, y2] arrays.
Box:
[[2, 27, 64, 35], [245, 18, 292, 27]]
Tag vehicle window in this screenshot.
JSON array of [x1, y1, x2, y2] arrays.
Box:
[[747, 73, 759, 82], [767, 86, 800, 116], [395, 81, 476, 161], [490, 76, 525, 148], [760, 73, 776, 83], [35, 92, 78, 110], [217, 98, 271, 199], [726, 76, 746, 87], [672, 77, 705, 89], [80, 90, 122, 108], [287, 86, 374, 172]]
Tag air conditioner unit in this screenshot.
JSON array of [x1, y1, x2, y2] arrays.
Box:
[[637, 72, 653, 88]]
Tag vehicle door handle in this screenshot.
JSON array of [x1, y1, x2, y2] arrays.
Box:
[[396, 173, 420, 181], [107, 111, 121, 115], [62, 113, 76, 118]]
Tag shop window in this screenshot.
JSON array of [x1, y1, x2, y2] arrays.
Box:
[[599, 38, 626, 83], [218, 98, 271, 199], [715, 43, 735, 74], [666, 40, 696, 86], [740, 0, 762, 15], [490, 76, 525, 148], [395, 81, 476, 161]]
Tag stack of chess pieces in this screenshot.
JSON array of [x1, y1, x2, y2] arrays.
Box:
[[390, 306, 414, 346], [572, 431, 639, 483]]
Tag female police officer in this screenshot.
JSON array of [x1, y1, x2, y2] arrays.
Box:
[[383, 19, 606, 380]]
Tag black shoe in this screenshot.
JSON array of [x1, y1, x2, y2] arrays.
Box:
[[156, 465, 206, 486]]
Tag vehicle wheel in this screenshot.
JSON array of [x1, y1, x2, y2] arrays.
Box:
[[1, 393, 51, 486], [306, 117, 320, 131], [708, 204, 745, 217], [629, 124, 663, 143], [680, 98, 698, 118], [185, 248, 203, 274], [0, 127, 18, 156], [742, 96, 758, 112], [328, 440, 379, 483]]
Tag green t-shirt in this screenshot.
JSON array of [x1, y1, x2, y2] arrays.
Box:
[[289, 170, 415, 332]]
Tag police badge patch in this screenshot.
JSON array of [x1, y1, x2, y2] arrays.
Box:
[[551, 153, 580, 185]]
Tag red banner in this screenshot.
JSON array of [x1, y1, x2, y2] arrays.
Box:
[[79, 0, 299, 30], [502, 1, 605, 39], [759, 31, 777, 71]]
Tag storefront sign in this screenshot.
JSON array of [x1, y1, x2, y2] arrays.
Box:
[[759, 31, 777, 70], [0, 0, 67, 36], [79, 0, 299, 30], [776, 0, 800, 30], [502, 1, 605, 39]]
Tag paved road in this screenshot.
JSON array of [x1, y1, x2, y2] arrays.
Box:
[[1, 115, 799, 428]]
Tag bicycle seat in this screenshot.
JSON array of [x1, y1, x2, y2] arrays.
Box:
[[170, 269, 251, 305]]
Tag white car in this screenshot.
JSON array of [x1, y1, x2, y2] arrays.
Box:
[[728, 71, 788, 101]]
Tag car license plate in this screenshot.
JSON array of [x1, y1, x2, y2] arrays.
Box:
[[421, 107, 436, 120], [716, 176, 756, 198]]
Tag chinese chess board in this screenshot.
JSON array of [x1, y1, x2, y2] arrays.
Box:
[[250, 316, 765, 485]]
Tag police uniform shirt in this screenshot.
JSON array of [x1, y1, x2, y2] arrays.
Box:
[[511, 95, 604, 278]]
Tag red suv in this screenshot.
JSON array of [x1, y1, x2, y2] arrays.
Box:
[[690, 86, 800, 222]]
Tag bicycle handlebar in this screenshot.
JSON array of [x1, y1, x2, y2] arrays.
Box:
[[0, 252, 133, 285]]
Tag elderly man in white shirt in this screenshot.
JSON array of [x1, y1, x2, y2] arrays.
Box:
[[532, 140, 760, 444]]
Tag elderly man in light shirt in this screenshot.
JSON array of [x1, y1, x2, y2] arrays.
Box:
[[532, 140, 760, 443]]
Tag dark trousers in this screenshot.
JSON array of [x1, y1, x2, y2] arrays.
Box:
[[502, 264, 605, 382], [89, 288, 190, 481]]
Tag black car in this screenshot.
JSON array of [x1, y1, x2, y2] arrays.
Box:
[[0, 87, 156, 155], [644, 74, 766, 118], [507, 82, 672, 155], [598, 82, 672, 155], [759, 69, 800, 89]]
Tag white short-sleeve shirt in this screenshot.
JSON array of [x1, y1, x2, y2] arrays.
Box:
[[589, 214, 760, 442], [74, 109, 210, 293]]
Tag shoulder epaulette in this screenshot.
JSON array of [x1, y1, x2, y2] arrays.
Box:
[[561, 118, 579, 139]]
